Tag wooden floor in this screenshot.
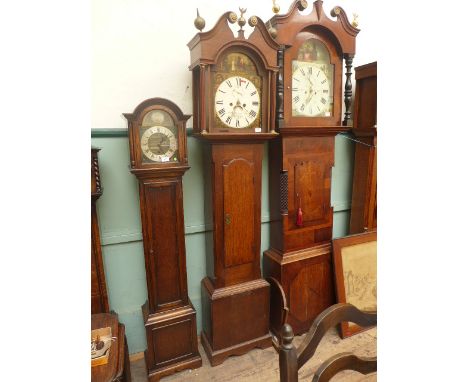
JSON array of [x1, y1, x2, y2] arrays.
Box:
[[130, 327, 376, 381]]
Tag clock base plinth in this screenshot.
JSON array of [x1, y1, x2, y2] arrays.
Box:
[[263, 243, 335, 337], [200, 277, 271, 366], [142, 301, 202, 381]]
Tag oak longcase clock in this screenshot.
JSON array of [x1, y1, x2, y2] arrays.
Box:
[[264, 0, 359, 336], [124, 98, 201, 381], [188, 9, 279, 366]]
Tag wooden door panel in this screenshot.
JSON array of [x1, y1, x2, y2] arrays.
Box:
[[145, 184, 182, 307], [289, 159, 330, 229], [223, 158, 255, 268]]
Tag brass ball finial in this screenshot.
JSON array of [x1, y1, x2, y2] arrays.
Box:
[[248, 16, 258, 27], [352, 13, 359, 28], [272, 0, 280, 14], [194, 8, 205, 31], [238, 7, 247, 29], [228, 12, 237, 24], [267, 20, 277, 39]]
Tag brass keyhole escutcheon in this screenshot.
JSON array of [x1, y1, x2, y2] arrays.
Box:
[[225, 213, 231, 225]]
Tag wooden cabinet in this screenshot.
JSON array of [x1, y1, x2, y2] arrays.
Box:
[[91, 147, 109, 314], [349, 62, 377, 234], [263, 0, 359, 336], [124, 98, 201, 381]]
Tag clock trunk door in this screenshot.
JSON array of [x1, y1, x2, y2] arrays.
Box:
[[143, 180, 188, 313], [222, 159, 255, 274]]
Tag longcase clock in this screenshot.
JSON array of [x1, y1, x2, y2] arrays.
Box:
[[91, 147, 109, 314], [264, 0, 359, 336], [124, 98, 201, 381], [349, 61, 377, 234], [188, 9, 280, 365]]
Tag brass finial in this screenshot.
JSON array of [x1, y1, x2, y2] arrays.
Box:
[[248, 15, 258, 27], [194, 8, 205, 31], [268, 20, 277, 39], [238, 7, 247, 30], [272, 0, 280, 14], [352, 13, 359, 28], [228, 12, 237, 24]]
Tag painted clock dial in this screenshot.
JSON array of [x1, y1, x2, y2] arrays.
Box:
[[214, 76, 260, 128], [292, 38, 334, 118], [140, 110, 179, 163]]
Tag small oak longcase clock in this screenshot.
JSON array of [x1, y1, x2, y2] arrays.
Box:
[[264, 0, 359, 336], [124, 98, 201, 381], [188, 9, 279, 365], [91, 147, 109, 314]]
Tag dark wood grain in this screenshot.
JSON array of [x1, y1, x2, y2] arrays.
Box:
[[276, 303, 377, 382], [349, 62, 377, 234], [91, 148, 109, 314], [312, 352, 377, 382], [264, 0, 358, 336], [124, 98, 202, 381]]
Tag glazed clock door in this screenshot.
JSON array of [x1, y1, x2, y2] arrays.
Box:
[[212, 51, 264, 132], [285, 33, 343, 127], [140, 109, 179, 164]]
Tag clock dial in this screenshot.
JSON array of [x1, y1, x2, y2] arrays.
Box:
[[141, 125, 177, 162], [215, 76, 260, 128], [291, 63, 333, 117]]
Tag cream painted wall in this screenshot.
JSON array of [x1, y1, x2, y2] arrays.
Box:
[[92, 0, 377, 130]]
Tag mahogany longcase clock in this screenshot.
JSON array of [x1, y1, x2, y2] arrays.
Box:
[[264, 0, 359, 336], [124, 98, 201, 381], [349, 61, 377, 234], [91, 147, 109, 314], [188, 10, 280, 365]]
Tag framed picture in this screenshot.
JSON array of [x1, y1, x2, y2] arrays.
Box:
[[332, 231, 377, 338]]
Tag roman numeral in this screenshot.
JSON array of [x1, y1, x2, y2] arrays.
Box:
[[323, 89, 328, 93], [316, 71, 320, 77], [227, 80, 232, 87], [250, 90, 257, 96], [293, 95, 299, 103], [308, 67, 312, 74], [216, 100, 223, 104], [292, 88, 298, 91], [300, 68, 305, 76], [219, 89, 226, 93], [246, 82, 250, 89], [321, 97, 327, 104], [293, 77, 299, 82], [245, 117, 250, 125], [235, 119, 240, 127], [300, 104, 305, 112], [236, 77, 240, 86], [252, 101, 259, 106], [219, 108, 225, 116], [249, 110, 257, 118], [321, 79, 327, 84], [226, 116, 232, 125]]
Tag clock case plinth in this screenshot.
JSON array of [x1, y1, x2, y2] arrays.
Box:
[[188, 13, 281, 365], [264, 0, 360, 337], [124, 98, 201, 381]]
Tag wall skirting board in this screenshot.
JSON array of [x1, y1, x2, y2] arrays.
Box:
[[91, 133, 355, 354]]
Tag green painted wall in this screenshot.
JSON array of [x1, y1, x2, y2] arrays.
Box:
[[91, 131, 355, 354]]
